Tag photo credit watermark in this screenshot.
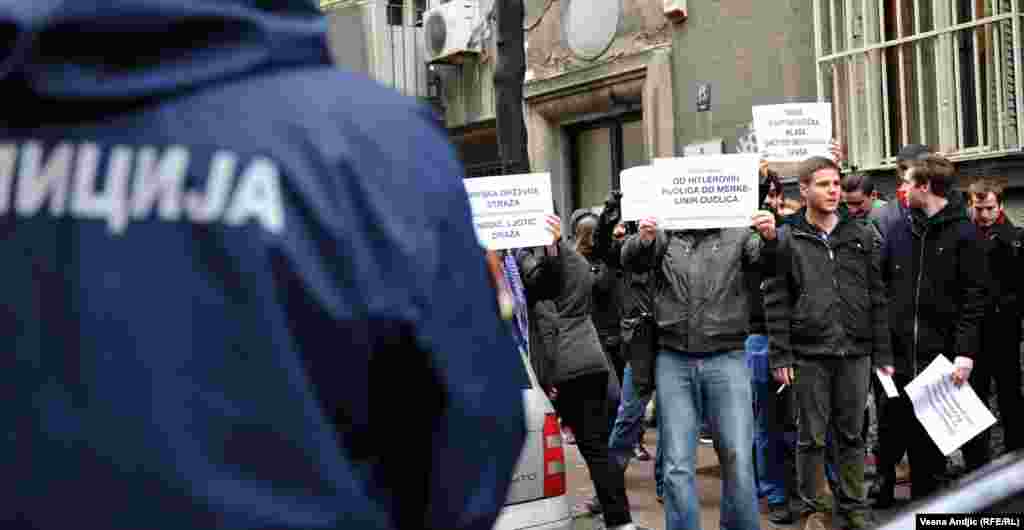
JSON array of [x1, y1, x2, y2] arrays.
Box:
[[917, 514, 1023, 529]]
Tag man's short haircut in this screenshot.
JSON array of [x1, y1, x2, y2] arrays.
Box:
[[841, 172, 875, 195], [797, 156, 840, 185], [968, 178, 1005, 205], [906, 154, 956, 198]]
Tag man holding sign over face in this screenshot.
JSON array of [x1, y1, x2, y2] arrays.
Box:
[[620, 153, 777, 530]]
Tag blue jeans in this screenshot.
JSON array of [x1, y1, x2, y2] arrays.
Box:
[[748, 334, 790, 507], [657, 349, 760, 530], [608, 363, 653, 470], [656, 392, 665, 499]]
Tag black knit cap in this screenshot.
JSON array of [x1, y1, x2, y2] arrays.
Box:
[[896, 144, 931, 162]]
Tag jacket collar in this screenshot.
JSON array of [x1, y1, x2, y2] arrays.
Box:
[[912, 194, 968, 235], [789, 208, 856, 240], [980, 213, 1017, 241]]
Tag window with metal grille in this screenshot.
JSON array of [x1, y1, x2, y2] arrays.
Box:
[[381, 0, 428, 98], [387, 0, 405, 26], [414, 0, 427, 26], [814, 0, 1023, 170]]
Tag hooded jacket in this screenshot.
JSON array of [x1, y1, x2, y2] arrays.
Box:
[[880, 196, 989, 374], [517, 241, 610, 387], [0, 2, 525, 529]]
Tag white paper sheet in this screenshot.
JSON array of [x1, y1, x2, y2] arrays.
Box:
[[904, 355, 997, 456], [875, 369, 899, 398]]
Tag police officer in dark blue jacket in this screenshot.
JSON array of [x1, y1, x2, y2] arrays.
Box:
[[0, 1, 526, 529]]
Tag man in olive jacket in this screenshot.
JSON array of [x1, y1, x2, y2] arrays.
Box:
[[622, 208, 777, 530], [765, 157, 894, 529]]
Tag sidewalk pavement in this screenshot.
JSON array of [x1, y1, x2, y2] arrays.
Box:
[[566, 430, 912, 530]]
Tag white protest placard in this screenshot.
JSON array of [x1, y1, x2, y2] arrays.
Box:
[[463, 173, 554, 250], [619, 154, 760, 230], [619, 165, 658, 222], [752, 102, 833, 162], [904, 355, 997, 456]]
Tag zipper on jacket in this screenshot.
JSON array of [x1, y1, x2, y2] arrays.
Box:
[[911, 225, 929, 377], [793, 229, 844, 356]]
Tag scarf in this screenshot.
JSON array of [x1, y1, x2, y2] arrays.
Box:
[[502, 252, 530, 355], [978, 211, 1008, 239]]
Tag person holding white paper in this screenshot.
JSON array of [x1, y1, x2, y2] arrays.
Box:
[[868, 143, 932, 507], [764, 156, 894, 530], [621, 204, 777, 530], [904, 355, 997, 458], [876, 154, 989, 502]]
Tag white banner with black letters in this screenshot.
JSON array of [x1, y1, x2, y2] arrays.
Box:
[[463, 173, 554, 250], [620, 154, 760, 230], [752, 102, 833, 162]]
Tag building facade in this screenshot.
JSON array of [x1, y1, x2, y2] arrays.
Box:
[[321, 0, 1024, 219], [320, 0, 818, 215], [814, 0, 1024, 218]]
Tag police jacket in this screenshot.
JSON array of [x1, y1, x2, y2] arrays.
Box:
[[0, 2, 526, 529]]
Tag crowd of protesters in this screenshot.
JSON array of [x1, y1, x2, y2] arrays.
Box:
[[13, 5, 1024, 530], [490, 144, 1024, 530]]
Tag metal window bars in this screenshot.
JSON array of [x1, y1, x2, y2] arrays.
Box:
[[813, 0, 1023, 171], [383, 0, 429, 98]]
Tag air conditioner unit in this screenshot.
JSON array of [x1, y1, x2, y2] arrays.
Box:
[[423, 0, 480, 64]]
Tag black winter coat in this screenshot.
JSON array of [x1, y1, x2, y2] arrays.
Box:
[[572, 207, 627, 345], [978, 218, 1024, 316], [517, 242, 610, 387], [879, 199, 989, 374], [764, 213, 893, 369]]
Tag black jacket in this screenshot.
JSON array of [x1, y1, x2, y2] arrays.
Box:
[[571, 208, 626, 344], [879, 198, 989, 374], [765, 213, 893, 369], [978, 218, 1024, 317], [747, 209, 797, 334], [517, 242, 610, 387]]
